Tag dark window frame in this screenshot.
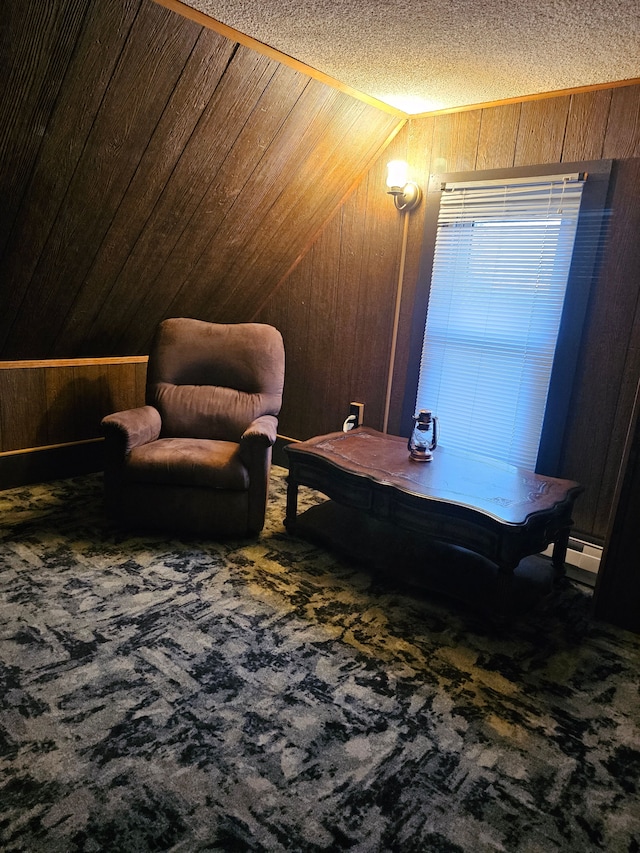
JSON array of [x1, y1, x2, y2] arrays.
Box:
[[401, 159, 612, 475]]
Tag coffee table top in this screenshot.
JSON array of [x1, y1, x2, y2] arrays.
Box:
[[286, 427, 582, 526]]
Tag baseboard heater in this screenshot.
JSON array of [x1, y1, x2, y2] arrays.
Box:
[[542, 537, 602, 575]]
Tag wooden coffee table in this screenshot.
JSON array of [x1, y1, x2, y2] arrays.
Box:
[[284, 427, 583, 610]]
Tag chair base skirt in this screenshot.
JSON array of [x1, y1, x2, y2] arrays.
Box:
[[108, 482, 258, 539]]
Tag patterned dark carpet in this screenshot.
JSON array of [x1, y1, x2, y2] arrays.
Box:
[[1, 466, 639, 852]]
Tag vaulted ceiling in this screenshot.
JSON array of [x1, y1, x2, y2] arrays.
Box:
[[179, 0, 640, 113]]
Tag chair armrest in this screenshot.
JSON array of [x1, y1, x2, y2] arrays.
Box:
[[240, 414, 278, 449], [240, 415, 279, 535], [101, 406, 162, 453]]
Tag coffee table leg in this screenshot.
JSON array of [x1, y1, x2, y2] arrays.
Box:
[[551, 526, 570, 582], [495, 562, 518, 617], [285, 475, 299, 532]]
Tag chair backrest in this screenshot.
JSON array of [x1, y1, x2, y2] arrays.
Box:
[[146, 318, 285, 441]]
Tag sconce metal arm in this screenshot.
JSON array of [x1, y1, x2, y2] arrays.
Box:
[[387, 181, 422, 211]]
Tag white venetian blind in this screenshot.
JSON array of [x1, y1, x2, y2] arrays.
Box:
[[415, 174, 586, 470]]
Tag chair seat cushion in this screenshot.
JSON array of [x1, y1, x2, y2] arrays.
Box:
[[124, 438, 249, 490]]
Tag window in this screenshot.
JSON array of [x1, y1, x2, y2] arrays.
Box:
[[403, 161, 611, 474]]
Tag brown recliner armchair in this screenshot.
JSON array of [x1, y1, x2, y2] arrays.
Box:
[[101, 318, 285, 538]]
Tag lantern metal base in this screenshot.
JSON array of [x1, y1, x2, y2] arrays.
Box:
[[409, 449, 433, 462]]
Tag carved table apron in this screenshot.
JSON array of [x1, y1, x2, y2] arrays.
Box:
[[284, 427, 583, 609]]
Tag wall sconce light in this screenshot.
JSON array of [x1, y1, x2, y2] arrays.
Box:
[[386, 160, 422, 211]]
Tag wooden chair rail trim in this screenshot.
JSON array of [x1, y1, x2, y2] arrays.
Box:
[[277, 434, 299, 444], [0, 356, 148, 369], [0, 438, 104, 458]]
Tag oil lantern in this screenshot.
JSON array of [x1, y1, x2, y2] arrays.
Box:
[[408, 409, 438, 462]]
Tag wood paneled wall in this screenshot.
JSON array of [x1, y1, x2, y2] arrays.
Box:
[[595, 372, 640, 632], [255, 150, 406, 439], [0, 357, 147, 488], [0, 359, 147, 453], [0, 0, 402, 360], [258, 85, 640, 541]]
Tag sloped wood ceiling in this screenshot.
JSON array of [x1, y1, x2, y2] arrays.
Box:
[[0, 0, 401, 359]]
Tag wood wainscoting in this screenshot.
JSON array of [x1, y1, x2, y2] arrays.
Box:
[[0, 357, 147, 489]]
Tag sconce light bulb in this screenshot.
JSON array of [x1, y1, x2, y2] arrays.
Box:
[[386, 160, 421, 210], [386, 160, 409, 190]]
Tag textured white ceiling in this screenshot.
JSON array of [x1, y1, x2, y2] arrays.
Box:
[[181, 0, 640, 113]]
